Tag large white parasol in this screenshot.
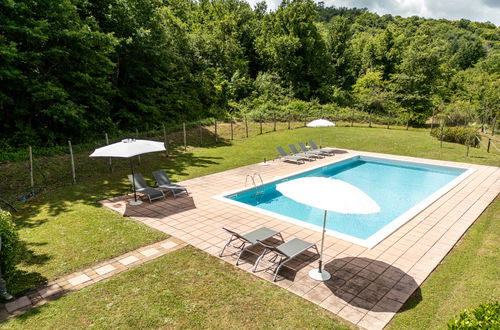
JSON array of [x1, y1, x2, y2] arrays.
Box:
[[90, 139, 166, 205], [276, 177, 380, 281], [306, 119, 335, 147]]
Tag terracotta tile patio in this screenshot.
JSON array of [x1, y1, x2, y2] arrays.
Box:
[[102, 150, 499, 329]]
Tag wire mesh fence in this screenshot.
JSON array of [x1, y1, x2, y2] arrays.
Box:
[[0, 116, 498, 211]]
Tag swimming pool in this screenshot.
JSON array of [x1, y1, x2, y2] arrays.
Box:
[[217, 156, 474, 248]]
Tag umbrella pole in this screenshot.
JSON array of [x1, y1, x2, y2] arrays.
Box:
[[309, 209, 331, 281], [318, 209, 327, 272]]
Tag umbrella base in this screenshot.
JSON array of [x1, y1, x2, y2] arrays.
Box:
[[309, 269, 331, 281], [129, 200, 143, 206]]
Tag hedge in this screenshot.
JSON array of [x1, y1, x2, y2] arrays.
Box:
[[448, 302, 500, 329], [430, 127, 480, 147], [0, 210, 20, 282]]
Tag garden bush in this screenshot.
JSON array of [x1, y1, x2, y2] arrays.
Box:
[[447, 302, 500, 329], [430, 127, 480, 147], [0, 210, 20, 282]]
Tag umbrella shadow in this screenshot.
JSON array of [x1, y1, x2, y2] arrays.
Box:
[[12, 152, 222, 222], [123, 195, 196, 219], [322, 257, 421, 312]]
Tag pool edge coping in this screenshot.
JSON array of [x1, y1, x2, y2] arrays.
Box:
[[212, 151, 476, 248]]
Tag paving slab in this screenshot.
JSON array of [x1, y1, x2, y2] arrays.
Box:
[[5, 296, 31, 313], [68, 274, 91, 286], [100, 150, 499, 329], [95, 264, 117, 276]]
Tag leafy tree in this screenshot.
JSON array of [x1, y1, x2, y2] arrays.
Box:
[[324, 16, 354, 89], [391, 36, 443, 128], [256, 0, 328, 100], [0, 0, 116, 146], [353, 71, 390, 127]]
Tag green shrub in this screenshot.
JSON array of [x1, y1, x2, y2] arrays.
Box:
[[430, 127, 480, 147], [448, 302, 500, 329], [0, 210, 20, 282]]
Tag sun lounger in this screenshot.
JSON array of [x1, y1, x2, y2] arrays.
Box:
[[254, 238, 319, 281], [297, 142, 325, 157], [220, 227, 283, 265], [308, 140, 336, 155], [276, 146, 305, 164], [289, 144, 320, 159], [152, 170, 188, 198], [127, 174, 166, 203]]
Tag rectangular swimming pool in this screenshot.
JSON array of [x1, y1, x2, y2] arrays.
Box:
[[217, 156, 473, 248]]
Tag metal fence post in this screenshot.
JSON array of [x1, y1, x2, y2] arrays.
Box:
[[215, 119, 218, 143], [163, 125, 169, 156], [230, 117, 234, 140], [68, 140, 76, 184], [105, 133, 112, 172], [183, 122, 187, 151], [245, 116, 249, 138], [199, 123, 203, 147], [29, 146, 34, 196]]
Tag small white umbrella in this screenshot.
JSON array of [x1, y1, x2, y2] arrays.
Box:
[[90, 139, 166, 205], [276, 177, 380, 281], [307, 119, 335, 148]]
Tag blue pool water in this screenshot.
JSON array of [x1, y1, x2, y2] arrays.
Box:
[[226, 156, 467, 242]]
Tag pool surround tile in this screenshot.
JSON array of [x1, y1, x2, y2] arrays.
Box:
[[100, 149, 499, 328]]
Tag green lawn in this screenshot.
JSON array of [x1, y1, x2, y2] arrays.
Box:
[[11, 183, 167, 294], [5, 124, 499, 328], [2, 248, 352, 329]]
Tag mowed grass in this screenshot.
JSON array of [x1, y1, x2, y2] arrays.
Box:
[[2, 247, 352, 329], [388, 197, 500, 329], [12, 182, 167, 294], [6, 124, 498, 327]]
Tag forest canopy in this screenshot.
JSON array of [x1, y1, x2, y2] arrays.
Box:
[[0, 0, 498, 147]]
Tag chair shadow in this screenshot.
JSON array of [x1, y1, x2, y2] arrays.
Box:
[[237, 238, 319, 282], [323, 257, 421, 312]]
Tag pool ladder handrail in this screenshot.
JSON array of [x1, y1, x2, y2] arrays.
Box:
[[245, 173, 263, 187], [245, 173, 264, 202]]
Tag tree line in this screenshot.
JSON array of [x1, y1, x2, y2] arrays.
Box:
[[0, 0, 498, 148]]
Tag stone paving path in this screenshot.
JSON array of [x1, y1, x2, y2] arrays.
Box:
[[0, 237, 185, 321], [102, 150, 499, 330]]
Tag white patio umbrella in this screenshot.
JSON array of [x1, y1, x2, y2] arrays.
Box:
[[306, 119, 335, 148], [90, 139, 166, 206], [276, 177, 380, 281]]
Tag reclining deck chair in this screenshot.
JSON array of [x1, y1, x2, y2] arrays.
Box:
[[289, 144, 320, 159], [127, 174, 166, 203], [254, 238, 319, 282], [308, 140, 336, 155], [152, 170, 188, 198], [276, 146, 305, 164], [220, 227, 283, 265], [297, 142, 326, 157]]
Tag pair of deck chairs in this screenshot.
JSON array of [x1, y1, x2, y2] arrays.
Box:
[[127, 170, 188, 203], [276, 141, 336, 164], [220, 227, 319, 282]]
